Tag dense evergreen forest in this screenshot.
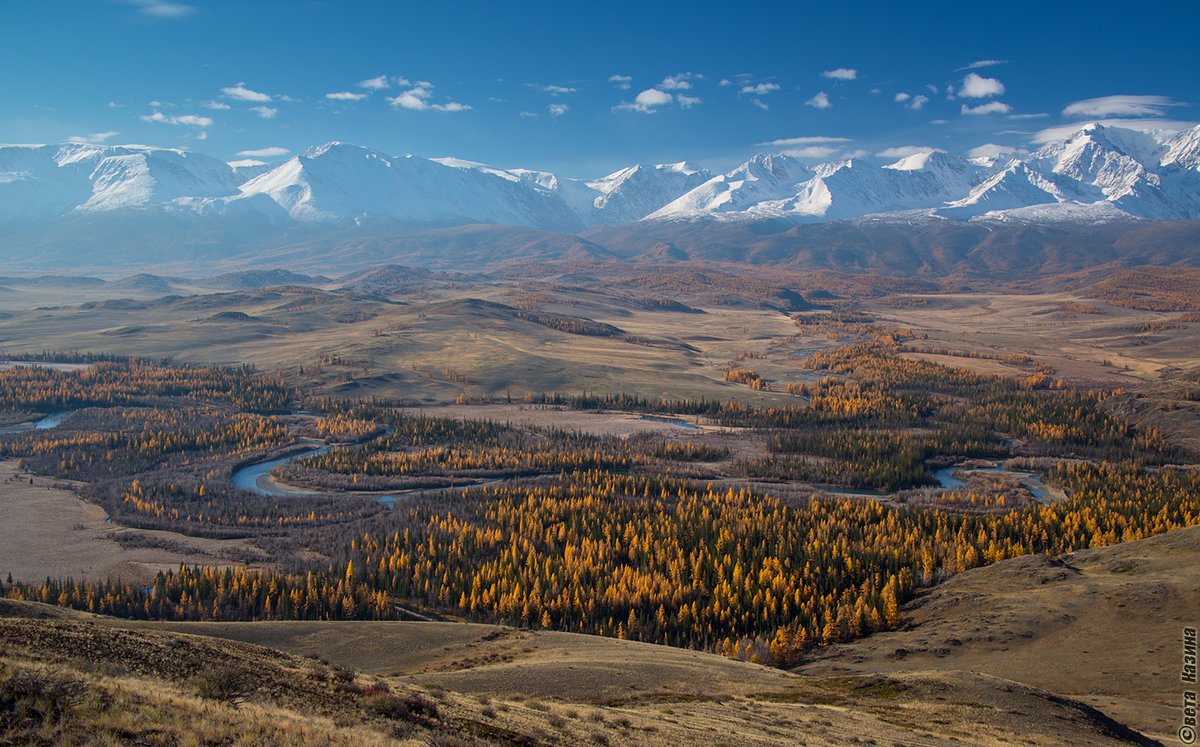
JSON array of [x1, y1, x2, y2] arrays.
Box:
[[1, 341, 1196, 668]]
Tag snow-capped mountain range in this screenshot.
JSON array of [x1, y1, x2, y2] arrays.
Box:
[[2, 124, 1199, 236]]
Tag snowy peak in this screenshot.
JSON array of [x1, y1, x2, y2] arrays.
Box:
[[647, 153, 812, 219], [239, 144, 583, 230], [1161, 125, 1200, 170], [0, 143, 239, 222], [4, 123, 1200, 234]]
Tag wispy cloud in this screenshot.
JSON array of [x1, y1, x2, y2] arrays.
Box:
[[1062, 95, 1185, 119], [221, 82, 271, 102], [660, 73, 703, 91], [326, 91, 368, 101], [251, 106, 278, 119], [140, 111, 212, 127], [959, 72, 1005, 98], [387, 83, 471, 112], [530, 84, 577, 95], [820, 68, 857, 81], [548, 103, 569, 117], [608, 74, 632, 90], [127, 0, 195, 18], [67, 131, 120, 144], [358, 75, 391, 90], [805, 91, 832, 110], [237, 146, 289, 157], [201, 100, 230, 110], [759, 136, 853, 146], [740, 82, 780, 96], [956, 59, 1007, 71], [961, 101, 1011, 115], [895, 92, 929, 110]]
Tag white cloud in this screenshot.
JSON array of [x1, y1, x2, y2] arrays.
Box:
[[196, 130, 207, 140], [1008, 112, 1049, 119], [820, 68, 857, 81], [961, 101, 1011, 115], [805, 91, 831, 110], [201, 100, 230, 110], [548, 103, 569, 117], [1032, 118, 1197, 143], [326, 91, 368, 101], [387, 84, 470, 112], [967, 143, 1018, 159], [531, 84, 576, 95], [877, 145, 938, 158], [222, 82, 271, 102], [718, 78, 733, 87], [128, 0, 195, 18], [677, 94, 702, 109], [140, 111, 212, 127], [960, 72, 1005, 98], [358, 75, 391, 90], [615, 88, 674, 113], [67, 131, 120, 144], [660, 73, 703, 90], [751, 99, 770, 111], [237, 146, 289, 158], [957, 59, 1007, 71], [759, 136, 853, 146], [251, 106, 278, 119], [608, 74, 632, 90], [107, 101, 124, 108], [519, 111, 538, 118], [390, 88, 431, 110], [1062, 95, 1183, 119], [227, 159, 266, 168], [895, 91, 930, 111], [740, 82, 780, 96]]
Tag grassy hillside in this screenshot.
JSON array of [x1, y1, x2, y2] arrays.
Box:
[[802, 523, 1200, 744], [0, 599, 1160, 746]]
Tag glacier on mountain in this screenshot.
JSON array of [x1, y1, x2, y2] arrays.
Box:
[[3, 123, 1200, 235]]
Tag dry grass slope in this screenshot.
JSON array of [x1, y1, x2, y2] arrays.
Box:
[[802, 523, 1200, 745], [0, 599, 1160, 746]]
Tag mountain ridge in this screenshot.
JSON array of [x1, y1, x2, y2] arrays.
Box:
[[5, 123, 1200, 234]]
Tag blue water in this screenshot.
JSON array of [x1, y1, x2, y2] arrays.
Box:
[[231, 446, 328, 496], [640, 415, 702, 430], [35, 412, 69, 429], [0, 410, 73, 434], [934, 465, 1049, 501]]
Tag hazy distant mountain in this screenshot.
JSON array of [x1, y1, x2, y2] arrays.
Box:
[[651, 124, 1200, 223], [5, 124, 1200, 235], [2, 124, 1200, 276]]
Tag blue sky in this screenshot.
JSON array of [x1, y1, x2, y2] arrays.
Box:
[[3, 0, 1197, 176]]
